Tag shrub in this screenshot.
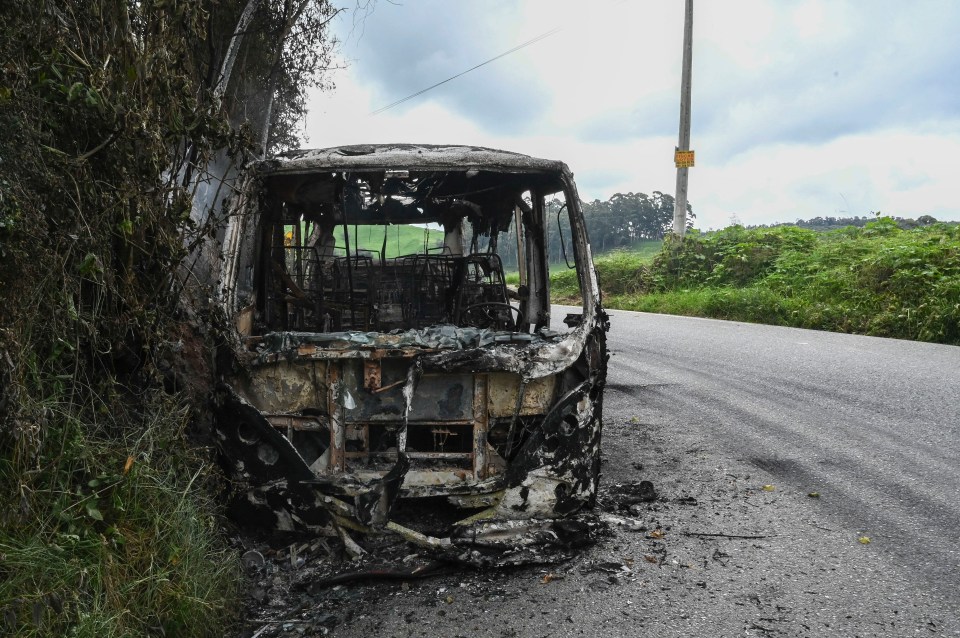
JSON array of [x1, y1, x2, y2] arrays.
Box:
[[653, 225, 817, 288], [586, 219, 960, 345]]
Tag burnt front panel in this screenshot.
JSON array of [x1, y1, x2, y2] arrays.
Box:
[[348, 360, 474, 423], [342, 360, 478, 474]]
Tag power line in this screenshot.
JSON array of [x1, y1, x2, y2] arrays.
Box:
[[370, 27, 562, 115]]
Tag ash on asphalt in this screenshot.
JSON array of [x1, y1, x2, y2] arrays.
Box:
[[232, 409, 958, 638]]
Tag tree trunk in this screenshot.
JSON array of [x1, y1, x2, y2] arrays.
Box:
[[214, 0, 263, 102]]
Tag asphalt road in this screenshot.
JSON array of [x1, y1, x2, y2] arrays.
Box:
[[606, 310, 960, 574], [597, 308, 960, 633], [249, 309, 960, 637]]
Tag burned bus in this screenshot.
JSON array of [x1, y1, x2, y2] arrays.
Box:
[[214, 144, 607, 557]]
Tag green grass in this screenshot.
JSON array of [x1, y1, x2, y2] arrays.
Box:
[[508, 240, 664, 298], [551, 249, 659, 300], [619, 239, 663, 261], [578, 220, 960, 345], [295, 223, 444, 258], [0, 386, 240, 637], [613, 286, 804, 324], [343, 223, 445, 257]]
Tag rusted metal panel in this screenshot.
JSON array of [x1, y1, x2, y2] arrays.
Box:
[[363, 359, 381, 391], [487, 372, 556, 418], [245, 360, 326, 414], [326, 363, 345, 473], [473, 374, 488, 479], [265, 414, 326, 431], [350, 371, 474, 424], [236, 303, 254, 336]]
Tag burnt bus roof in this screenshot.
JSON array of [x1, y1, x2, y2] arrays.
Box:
[[257, 143, 570, 175]]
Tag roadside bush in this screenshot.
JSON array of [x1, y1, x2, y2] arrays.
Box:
[[0, 2, 248, 635], [615, 286, 802, 324], [593, 250, 657, 297], [551, 249, 657, 301], [653, 225, 817, 288], [577, 219, 960, 345]]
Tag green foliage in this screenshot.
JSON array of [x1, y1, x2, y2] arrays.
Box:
[[587, 220, 960, 345], [755, 213, 940, 232], [580, 191, 695, 251], [621, 239, 666, 261], [614, 286, 803, 325], [551, 248, 660, 301], [0, 1, 338, 635], [496, 190, 685, 270], [653, 225, 817, 287], [0, 389, 240, 638], [761, 221, 960, 342], [222, 0, 341, 152]]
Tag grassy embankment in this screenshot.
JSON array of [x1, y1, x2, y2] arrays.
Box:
[[549, 239, 662, 298], [1, 2, 243, 635], [555, 220, 960, 345], [0, 392, 239, 637]]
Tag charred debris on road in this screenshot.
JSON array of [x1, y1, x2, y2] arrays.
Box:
[[211, 144, 610, 569]]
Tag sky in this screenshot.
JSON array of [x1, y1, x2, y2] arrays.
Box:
[[303, 0, 960, 229]]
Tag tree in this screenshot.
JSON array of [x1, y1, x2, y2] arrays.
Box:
[[0, 2, 340, 634], [580, 191, 695, 251]]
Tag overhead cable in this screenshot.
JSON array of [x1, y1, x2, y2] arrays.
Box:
[[370, 27, 562, 115]]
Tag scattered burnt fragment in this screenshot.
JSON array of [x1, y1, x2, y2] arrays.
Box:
[[214, 144, 608, 557]]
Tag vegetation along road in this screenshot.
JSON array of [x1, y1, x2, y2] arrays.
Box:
[[288, 308, 960, 637]]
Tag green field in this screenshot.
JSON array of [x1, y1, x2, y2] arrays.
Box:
[[334, 224, 444, 258]]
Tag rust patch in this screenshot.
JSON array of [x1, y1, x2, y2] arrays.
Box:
[[488, 373, 556, 418], [363, 359, 381, 391]]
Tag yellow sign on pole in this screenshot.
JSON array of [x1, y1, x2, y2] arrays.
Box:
[[675, 150, 695, 168]]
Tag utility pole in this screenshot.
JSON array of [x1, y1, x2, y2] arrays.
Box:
[[673, 0, 694, 237]]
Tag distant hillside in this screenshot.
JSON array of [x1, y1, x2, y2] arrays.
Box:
[[333, 224, 444, 258]]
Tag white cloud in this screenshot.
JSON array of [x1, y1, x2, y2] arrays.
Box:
[[693, 130, 960, 228], [303, 0, 960, 227]]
